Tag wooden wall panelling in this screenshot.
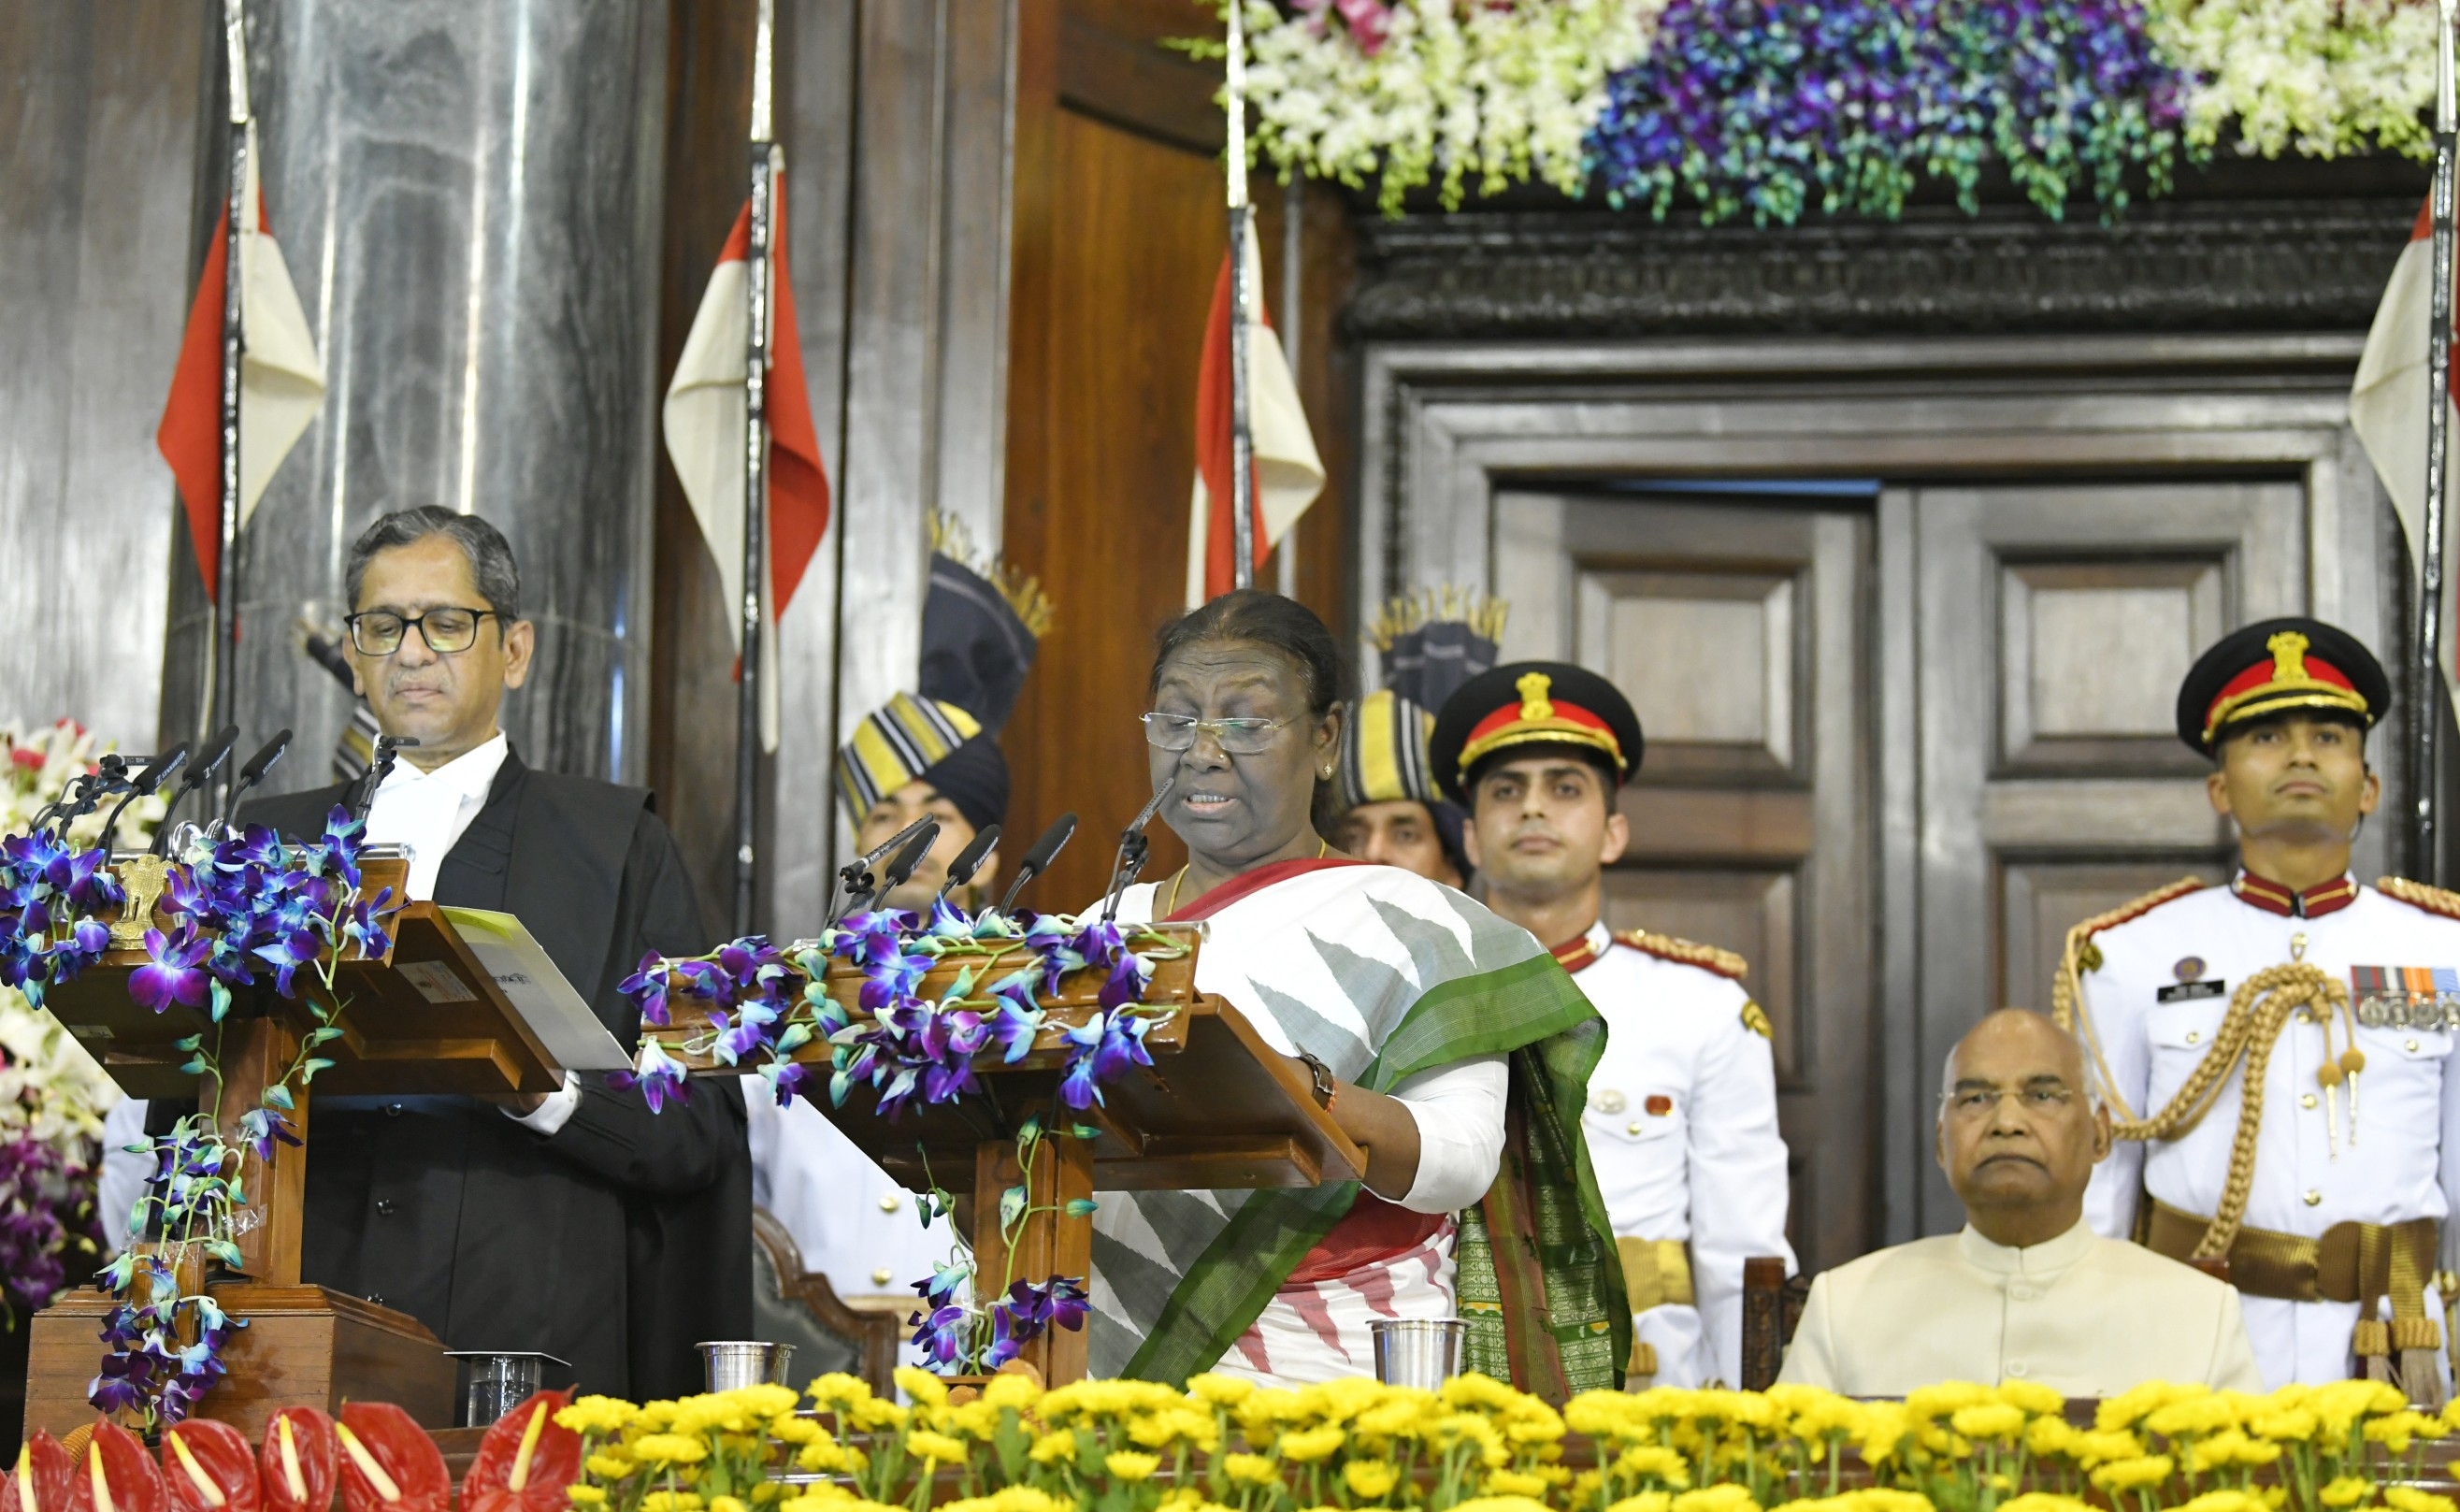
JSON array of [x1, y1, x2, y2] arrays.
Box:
[[1001, 0, 1355, 911]]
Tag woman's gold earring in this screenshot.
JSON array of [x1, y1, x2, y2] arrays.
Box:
[[1320, 766, 1333, 779]]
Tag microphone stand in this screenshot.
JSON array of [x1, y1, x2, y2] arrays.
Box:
[[102, 744, 187, 855], [1101, 776, 1177, 924], [218, 728, 294, 832], [151, 727, 240, 857], [868, 822, 943, 914], [936, 824, 1001, 904], [822, 814, 936, 930], [995, 813, 1078, 916], [346, 735, 418, 826]]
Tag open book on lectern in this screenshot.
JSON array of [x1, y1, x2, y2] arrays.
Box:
[[434, 907, 631, 1072]]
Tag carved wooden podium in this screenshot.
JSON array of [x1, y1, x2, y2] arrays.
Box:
[[22, 851, 584, 1437], [645, 923, 1364, 1385]]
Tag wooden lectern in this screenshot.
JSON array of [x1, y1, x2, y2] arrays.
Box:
[[22, 852, 583, 1437], [646, 924, 1364, 1385]]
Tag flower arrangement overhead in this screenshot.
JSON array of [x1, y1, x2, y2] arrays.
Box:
[[617, 900, 1187, 1377], [1226, 0, 2440, 224]]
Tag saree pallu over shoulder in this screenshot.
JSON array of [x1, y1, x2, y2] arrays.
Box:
[[1088, 862, 1630, 1395]]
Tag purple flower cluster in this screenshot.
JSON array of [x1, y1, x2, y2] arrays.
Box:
[[1586, 0, 2194, 225], [0, 830, 122, 1009], [88, 1253, 239, 1425], [134, 809, 394, 1019], [908, 1270, 1090, 1371], [0, 1132, 97, 1319]]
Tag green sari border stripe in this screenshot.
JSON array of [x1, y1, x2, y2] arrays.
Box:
[[1364, 952, 1591, 1091], [1121, 1178, 1356, 1383]]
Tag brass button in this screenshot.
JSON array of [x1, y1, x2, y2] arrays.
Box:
[[2296, 1009, 2314, 1024], [2305, 1190, 2323, 1206], [1626, 1121, 1643, 1136], [2185, 1030, 2201, 1044], [2302, 1094, 2318, 1109], [2409, 1039, 2423, 1053], [872, 1267, 893, 1285], [879, 1194, 900, 1213]]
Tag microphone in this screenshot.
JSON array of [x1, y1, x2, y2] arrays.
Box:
[[995, 813, 1077, 914], [218, 729, 294, 830], [1101, 776, 1177, 924], [824, 814, 936, 928], [101, 743, 187, 854], [150, 726, 239, 857], [936, 823, 1001, 903], [37, 761, 122, 838], [345, 734, 419, 825], [867, 820, 942, 912]]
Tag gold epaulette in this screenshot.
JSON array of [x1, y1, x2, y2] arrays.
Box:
[[2377, 875, 2460, 921], [2049, 876, 2210, 1032], [1613, 929, 1748, 982]]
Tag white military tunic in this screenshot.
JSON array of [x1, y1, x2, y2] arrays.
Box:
[[1778, 1219, 2264, 1396], [1567, 921, 1795, 1387], [2078, 874, 2460, 1388]]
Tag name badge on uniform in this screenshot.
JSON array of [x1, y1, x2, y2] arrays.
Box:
[[2350, 965, 2460, 1030], [2158, 980, 2225, 1002]]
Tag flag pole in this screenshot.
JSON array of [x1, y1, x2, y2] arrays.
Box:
[[735, 0, 778, 936], [2421, 0, 2457, 886], [209, 0, 251, 818], [1225, 0, 1257, 593]]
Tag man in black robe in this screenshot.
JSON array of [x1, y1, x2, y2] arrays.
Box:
[[234, 506, 748, 1399]]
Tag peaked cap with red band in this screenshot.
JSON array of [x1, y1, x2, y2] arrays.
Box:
[[1429, 660, 1644, 805], [2174, 616, 2390, 756]]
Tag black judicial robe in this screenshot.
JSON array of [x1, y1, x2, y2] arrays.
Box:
[[234, 749, 750, 1399]]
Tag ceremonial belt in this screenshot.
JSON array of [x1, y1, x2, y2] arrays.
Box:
[[1616, 1237, 1694, 1382], [2144, 1200, 2443, 1379]]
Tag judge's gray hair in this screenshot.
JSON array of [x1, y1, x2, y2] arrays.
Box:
[[345, 507, 523, 626]]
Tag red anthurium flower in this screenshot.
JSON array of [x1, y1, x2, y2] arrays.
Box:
[[65, 1423, 165, 1512], [256, 1409, 335, 1512], [3, 1433, 77, 1512], [460, 1390, 580, 1512], [335, 1404, 450, 1512], [160, 1421, 259, 1512]]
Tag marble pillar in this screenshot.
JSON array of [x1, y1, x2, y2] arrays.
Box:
[[159, 0, 669, 789]]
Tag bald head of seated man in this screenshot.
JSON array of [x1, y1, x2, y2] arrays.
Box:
[[1778, 1009, 2262, 1396]]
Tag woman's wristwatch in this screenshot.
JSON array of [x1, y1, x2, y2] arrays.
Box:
[[1296, 1051, 1338, 1110]]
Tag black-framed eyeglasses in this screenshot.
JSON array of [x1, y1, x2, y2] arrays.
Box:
[[1141, 713, 1294, 756], [345, 607, 499, 655]]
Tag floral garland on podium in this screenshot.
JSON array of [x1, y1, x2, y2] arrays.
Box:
[[620, 901, 1189, 1377], [1224, 0, 2439, 223]]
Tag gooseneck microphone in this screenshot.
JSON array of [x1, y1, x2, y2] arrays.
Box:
[[1101, 776, 1177, 924], [865, 820, 942, 913], [936, 823, 1001, 904], [150, 727, 239, 857], [218, 729, 295, 830], [101, 743, 187, 854], [345, 734, 419, 826], [995, 813, 1077, 915], [824, 814, 937, 929], [36, 756, 127, 839]]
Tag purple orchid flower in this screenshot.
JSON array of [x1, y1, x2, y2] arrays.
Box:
[[237, 1108, 302, 1163], [619, 953, 673, 1026], [130, 928, 213, 1014], [909, 1303, 971, 1367], [610, 1040, 691, 1114]]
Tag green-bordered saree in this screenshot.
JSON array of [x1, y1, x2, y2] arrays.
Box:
[[1090, 857, 1629, 1399]]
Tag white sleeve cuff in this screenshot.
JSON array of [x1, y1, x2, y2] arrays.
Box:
[[508, 1072, 583, 1135], [1391, 1053, 1509, 1214]]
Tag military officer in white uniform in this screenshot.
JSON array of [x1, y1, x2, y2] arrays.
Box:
[[1431, 661, 1794, 1388], [2066, 617, 2460, 1399]]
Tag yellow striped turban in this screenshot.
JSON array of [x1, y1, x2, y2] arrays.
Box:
[[1333, 688, 1439, 810], [834, 692, 983, 823]]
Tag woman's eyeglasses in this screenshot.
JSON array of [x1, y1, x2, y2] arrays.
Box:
[[345, 608, 499, 655], [1141, 713, 1293, 755]]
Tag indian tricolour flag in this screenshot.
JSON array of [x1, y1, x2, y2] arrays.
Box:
[[1186, 218, 1325, 609], [664, 182, 832, 751], [2353, 196, 2460, 699]]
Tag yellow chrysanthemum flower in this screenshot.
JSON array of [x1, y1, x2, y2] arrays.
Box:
[[1605, 1495, 1674, 1512], [1102, 1451, 1161, 1482], [1998, 1494, 2092, 1512], [982, 1375, 1042, 1410], [894, 1367, 950, 1409], [1343, 1461, 1400, 1500], [709, 1497, 748, 1512], [631, 1434, 710, 1466], [1486, 1471, 1548, 1498], [641, 1495, 704, 1512], [2321, 1476, 2374, 1507], [1613, 1446, 1691, 1489], [1904, 1384, 1992, 1422], [2089, 1455, 2176, 1493], [1949, 1404, 2026, 1443], [769, 1418, 823, 1446], [567, 1489, 609, 1507], [1672, 1487, 1763, 1512], [2176, 1491, 2269, 1512], [1029, 1432, 1079, 1466], [2386, 1490, 2460, 1512], [585, 1453, 638, 1479], [1450, 1499, 1556, 1512], [1278, 1425, 1347, 1463], [1994, 1380, 2065, 1418], [903, 1431, 969, 1465], [805, 1375, 876, 1411], [2366, 1411, 2447, 1454], [559, 1397, 644, 1437], [1186, 1374, 1256, 1409], [1222, 1453, 1281, 1487], [2250, 1407, 2317, 1443]]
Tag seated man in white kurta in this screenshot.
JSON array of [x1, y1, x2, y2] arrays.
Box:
[[1780, 1009, 2261, 1396]]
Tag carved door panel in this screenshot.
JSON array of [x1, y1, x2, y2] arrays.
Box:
[[1494, 492, 1874, 1272], [1906, 481, 2312, 1229]]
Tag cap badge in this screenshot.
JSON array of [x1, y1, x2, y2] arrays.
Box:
[[2268, 630, 2311, 683], [1516, 670, 1554, 722]]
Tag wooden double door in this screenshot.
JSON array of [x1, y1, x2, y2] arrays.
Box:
[[1492, 477, 2363, 1267]]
